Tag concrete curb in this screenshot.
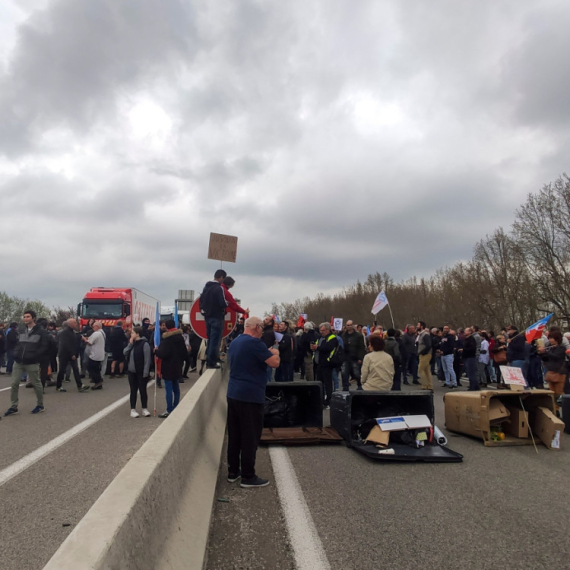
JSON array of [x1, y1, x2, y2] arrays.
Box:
[[44, 367, 228, 570]]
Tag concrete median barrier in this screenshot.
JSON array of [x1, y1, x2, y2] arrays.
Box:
[[44, 367, 228, 570]]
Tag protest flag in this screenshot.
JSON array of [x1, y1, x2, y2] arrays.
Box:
[[153, 302, 161, 417], [174, 302, 179, 328], [525, 313, 554, 343]]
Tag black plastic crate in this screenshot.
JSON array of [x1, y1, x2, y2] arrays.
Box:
[[330, 391, 463, 463], [264, 382, 323, 428]]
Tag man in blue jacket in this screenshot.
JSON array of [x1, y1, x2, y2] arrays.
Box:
[[227, 316, 280, 487], [199, 269, 228, 369]]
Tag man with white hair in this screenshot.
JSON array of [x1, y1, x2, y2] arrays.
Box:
[[82, 321, 106, 390], [227, 316, 280, 488]]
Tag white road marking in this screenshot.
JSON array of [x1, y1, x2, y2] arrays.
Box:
[[0, 382, 155, 488], [0, 386, 11, 392], [269, 447, 331, 570]]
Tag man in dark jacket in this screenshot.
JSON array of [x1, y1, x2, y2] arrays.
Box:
[[439, 325, 457, 388], [401, 325, 419, 385], [109, 321, 127, 377], [311, 322, 339, 408], [462, 327, 479, 391], [275, 321, 293, 381], [506, 325, 526, 369], [56, 319, 91, 393], [199, 269, 228, 369], [341, 320, 366, 391], [155, 319, 188, 418], [4, 310, 51, 416], [5, 322, 19, 375], [385, 328, 402, 391]]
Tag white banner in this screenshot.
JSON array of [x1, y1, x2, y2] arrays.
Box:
[[371, 291, 388, 315], [333, 317, 343, 331]]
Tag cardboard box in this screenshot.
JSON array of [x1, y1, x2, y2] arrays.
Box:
[[532, 407, 564, 450], [505, 407, 529, 439], [444, 390, 556, 447], [489, 399, 510, 423], [365, 425, 390, 447]]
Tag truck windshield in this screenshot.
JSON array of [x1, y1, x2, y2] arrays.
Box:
[[82, 301, 123, 318]]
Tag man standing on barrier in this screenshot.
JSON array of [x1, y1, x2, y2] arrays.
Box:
[[226, 316, 280, 488], [199, 269, 228, 369]]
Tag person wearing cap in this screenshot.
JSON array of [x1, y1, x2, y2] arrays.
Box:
[[506, 325, 526, 371]]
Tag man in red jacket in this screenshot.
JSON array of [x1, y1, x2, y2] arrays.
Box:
[[222, 276, 249, 316]]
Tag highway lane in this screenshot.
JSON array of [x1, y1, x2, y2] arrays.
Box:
[[0, 370, 198, 570], [207, 380, 570, 570]]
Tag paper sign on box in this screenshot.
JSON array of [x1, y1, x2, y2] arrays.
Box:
[[376, 415, 431, 432]]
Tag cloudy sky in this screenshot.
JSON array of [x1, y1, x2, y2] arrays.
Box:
[[1, 0, 569, 319]]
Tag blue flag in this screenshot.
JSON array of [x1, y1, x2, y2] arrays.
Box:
[[174, 302, 179, 328], [154, 302, 161, 348]]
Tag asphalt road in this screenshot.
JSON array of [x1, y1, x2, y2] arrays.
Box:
[[207, 377, 570, 570], [0, 368, 198, 570]]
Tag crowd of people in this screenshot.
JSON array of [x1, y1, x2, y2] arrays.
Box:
[[0, 270, 247, 420], [252, 318, 570, 408]]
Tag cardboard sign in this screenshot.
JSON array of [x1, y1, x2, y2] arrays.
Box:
[[364, 425, 390, 446], [376, 415, 431, 432], [499, 366, 527, 386], [208, 232, 238, 263], [333, 317, 343, 331]]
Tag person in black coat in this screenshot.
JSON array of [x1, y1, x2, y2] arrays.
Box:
[[56, 319, 91, 392], [275, 322, 293, 382], [109, 321, 128, 377], [461, 327, 479, 391], [155, 319, 188, 418]]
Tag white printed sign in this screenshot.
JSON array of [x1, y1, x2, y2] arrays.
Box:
[[499, 366, 527, 386], [333, 318, 343, 331]]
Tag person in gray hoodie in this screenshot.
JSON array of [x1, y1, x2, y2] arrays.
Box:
[[123, 326, 151, 418]]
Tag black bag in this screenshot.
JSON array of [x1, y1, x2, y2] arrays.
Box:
[[264, 391, 299, 427]]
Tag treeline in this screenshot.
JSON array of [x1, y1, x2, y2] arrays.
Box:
[[0, 292, 76, 326], [271, 174, 570, 331]]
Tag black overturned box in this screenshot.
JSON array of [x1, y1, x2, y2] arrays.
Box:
[[261, 382, 342, 445], [330, 390, 463, 462]]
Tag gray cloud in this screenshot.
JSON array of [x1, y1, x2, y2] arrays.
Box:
[[0, 0, 569, 319]]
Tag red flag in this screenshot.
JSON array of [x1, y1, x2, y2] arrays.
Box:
[[330, 316, 334, 326], [297, 314, 306, 328]]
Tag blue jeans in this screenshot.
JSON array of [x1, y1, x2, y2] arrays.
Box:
[[441, 354, 457, 386], [275, 361, 292, 382], [332, 368, 340, 390], [486, 361, 497, 382], [6, 348, 15, 374], [464, 357, 479, 391], [164, 379, 180, 413], [267, 365, 274, 382], [405, 353, 418, 382], [341, 358, 362, 390], [205, 317, 224, 367]]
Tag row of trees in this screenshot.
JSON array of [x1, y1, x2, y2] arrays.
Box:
[[0, 292, 76, 326], [270, 174, 570, 332]]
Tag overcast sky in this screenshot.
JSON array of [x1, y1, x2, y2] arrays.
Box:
[[1, 0, 569, 319]]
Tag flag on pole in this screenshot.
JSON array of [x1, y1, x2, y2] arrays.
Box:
[[154, 302, 161, 348], [371, 291, 388, 315], [153, 301, 161, 417], [174, 302, 179, 328], [297, 314, 307, 328], [273, 314, 281, 324], [525, 313, 554, 342]]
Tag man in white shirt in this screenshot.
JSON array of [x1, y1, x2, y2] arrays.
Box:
[[82, 321, 106, 390]]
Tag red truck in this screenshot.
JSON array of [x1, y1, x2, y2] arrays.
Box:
[[78, 287, 159, 329]]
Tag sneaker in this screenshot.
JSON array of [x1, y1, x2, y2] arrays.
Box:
[[130, 409, 140, 418], [4, 407, 18, 417], [31, 406, 45, 414], [78, 385, 90, 392], [91, 383, 103, 390], [142, 409, 151, 417], [157, 383, 163, 389], [179, 379, 185, 384], [240, 476, 269, 488], [64, 378, 71, 383], [56, 387, 67, 392], [227, 470, 241, 483], [158, 411, 169, 419], [46, 381, 57, 387], [207, 364, 221, 369], [189, 368, 197, 373], [109, 374, 116, 378]]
